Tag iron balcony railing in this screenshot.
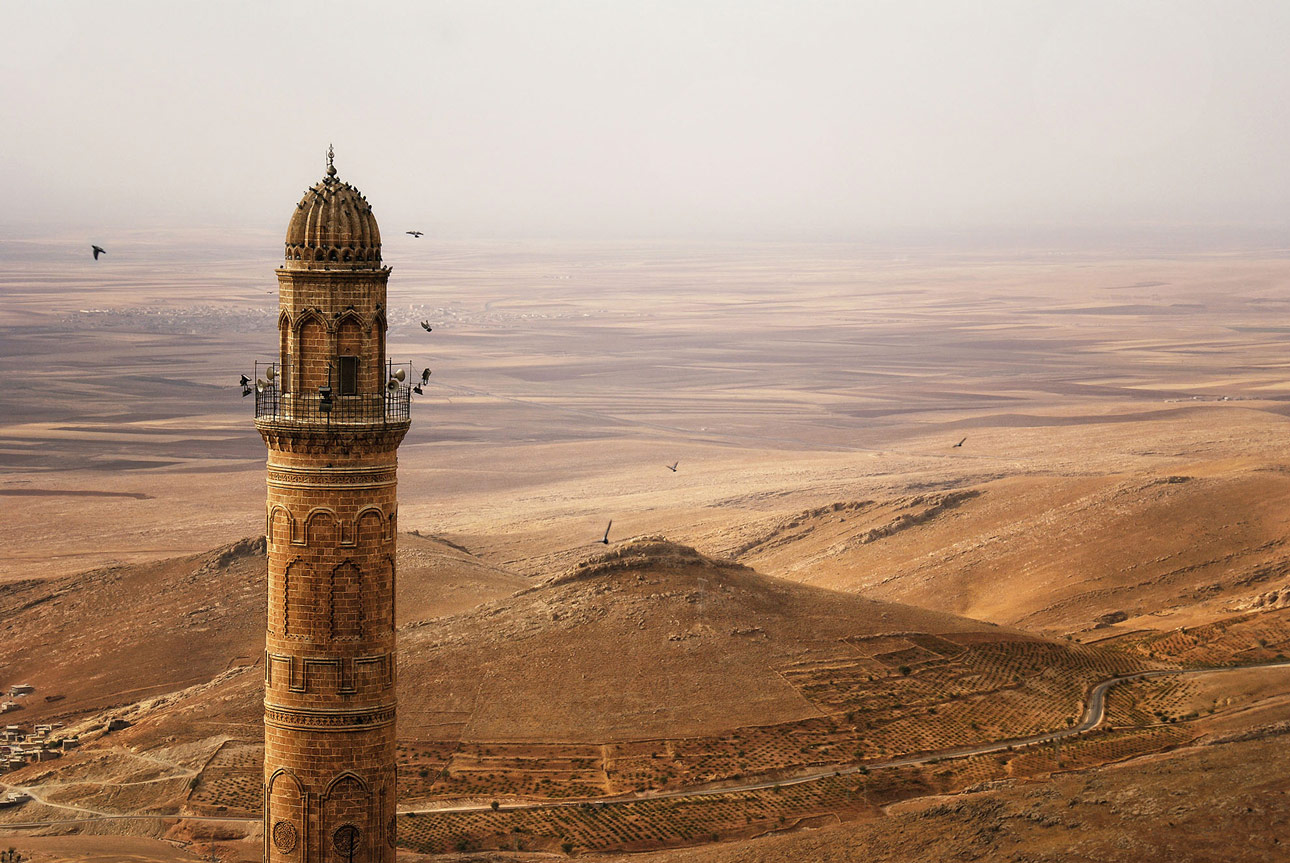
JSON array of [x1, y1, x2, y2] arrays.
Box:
[[254, 389, 409, 424], [252, 361, 413, 426]]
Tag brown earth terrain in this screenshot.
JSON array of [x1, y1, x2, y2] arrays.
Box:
[[576, 723, 1290, 863], [3, 238, 1290, 860]]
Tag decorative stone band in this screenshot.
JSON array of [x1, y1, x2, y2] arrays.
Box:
[[265, 650, 394, 692], [268, 466, 398, 489], [257, 421, 410, 455], [264, 702, 396, 731]]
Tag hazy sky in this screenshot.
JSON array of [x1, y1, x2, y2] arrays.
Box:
[[4, 1, 1289, 242]]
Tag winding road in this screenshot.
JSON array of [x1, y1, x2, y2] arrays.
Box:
[[415, 660, 1290, 814], [4, 660, 1288, 829]]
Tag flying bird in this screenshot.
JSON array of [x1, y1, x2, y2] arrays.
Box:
[[601, 520, 612, 545], [240, 374, 250, 387], [666, 462, 678, 472], [952, 437, 967, 448], [413, 384, 423, 395], [420, 321, 433, 332], [91, 245, 106, 260], [421, 368, 431, 385], [406, 230, 424, 238]]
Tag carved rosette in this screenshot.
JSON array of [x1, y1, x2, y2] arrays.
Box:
[[333, 824, 362, 855], [272, 820, 298, 853]]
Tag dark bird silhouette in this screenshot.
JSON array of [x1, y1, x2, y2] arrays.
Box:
[[406, 230, 424, 238], [240, 374, 250, 387], [91, 245, 106, 260], [241, 386, 253, 398], [952, 437, 967, 448], [421, 368, 431, 385], [666, 461, 678, 472], [601, 520, 612, 545], [413, 384, 423, 395], [421, 321, 433, 332]]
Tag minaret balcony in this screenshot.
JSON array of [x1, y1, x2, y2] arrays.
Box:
[[254, 388, 409, 425], [251, 360, 414, 427]]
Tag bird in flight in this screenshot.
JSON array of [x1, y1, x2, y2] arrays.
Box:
[[91, 245, 106, 260], [239, 374, 250, 387], [406, 230, 424, 238], [601, 520, 612, 545], [421, 368, 431, 385], [421, 321, 433, 332], [413, 383, 423, 395], [666, 461, 678, 472], [952, 437, 967, 448]]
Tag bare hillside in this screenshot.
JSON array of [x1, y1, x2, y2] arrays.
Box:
[[722, 467, 1290, 636], [398, 536, 1024, 743], [0, 533, 526, 730]]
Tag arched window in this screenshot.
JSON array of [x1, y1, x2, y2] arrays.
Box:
[[323, 774, 369, 860], [282, 560, 302, 638], [268, 770, 305, 857], [336, 317, 363, 395], [278, 318, 291, 394], [268, 506, 293, 545], [330, 561, 363, 641]]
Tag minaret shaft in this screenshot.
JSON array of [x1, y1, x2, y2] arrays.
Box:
[[261, 438, 401, 862]]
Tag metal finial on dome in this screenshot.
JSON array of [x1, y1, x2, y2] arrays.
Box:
[[326, 143, 336, 177]]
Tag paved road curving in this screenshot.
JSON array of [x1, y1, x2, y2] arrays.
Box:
[[5, 659, 1288, 829]]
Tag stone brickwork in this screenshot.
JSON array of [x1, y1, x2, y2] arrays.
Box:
[[257, 155, 407, 863], [275, 272, 388, 396]]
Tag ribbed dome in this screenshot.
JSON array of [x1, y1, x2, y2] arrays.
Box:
[[283, 151, 382, 269]]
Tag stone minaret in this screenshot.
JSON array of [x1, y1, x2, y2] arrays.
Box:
[[255, 148, 408, 863]]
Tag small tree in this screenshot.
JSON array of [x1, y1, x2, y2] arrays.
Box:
[[490, 799, 500, 811]]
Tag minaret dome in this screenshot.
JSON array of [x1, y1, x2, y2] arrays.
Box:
[[284, 147, 383, 269]]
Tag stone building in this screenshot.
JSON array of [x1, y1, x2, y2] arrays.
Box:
[[255, 148, 410, 862]]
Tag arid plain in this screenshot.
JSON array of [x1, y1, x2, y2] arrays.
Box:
[[3, 235, 1290, 861]]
